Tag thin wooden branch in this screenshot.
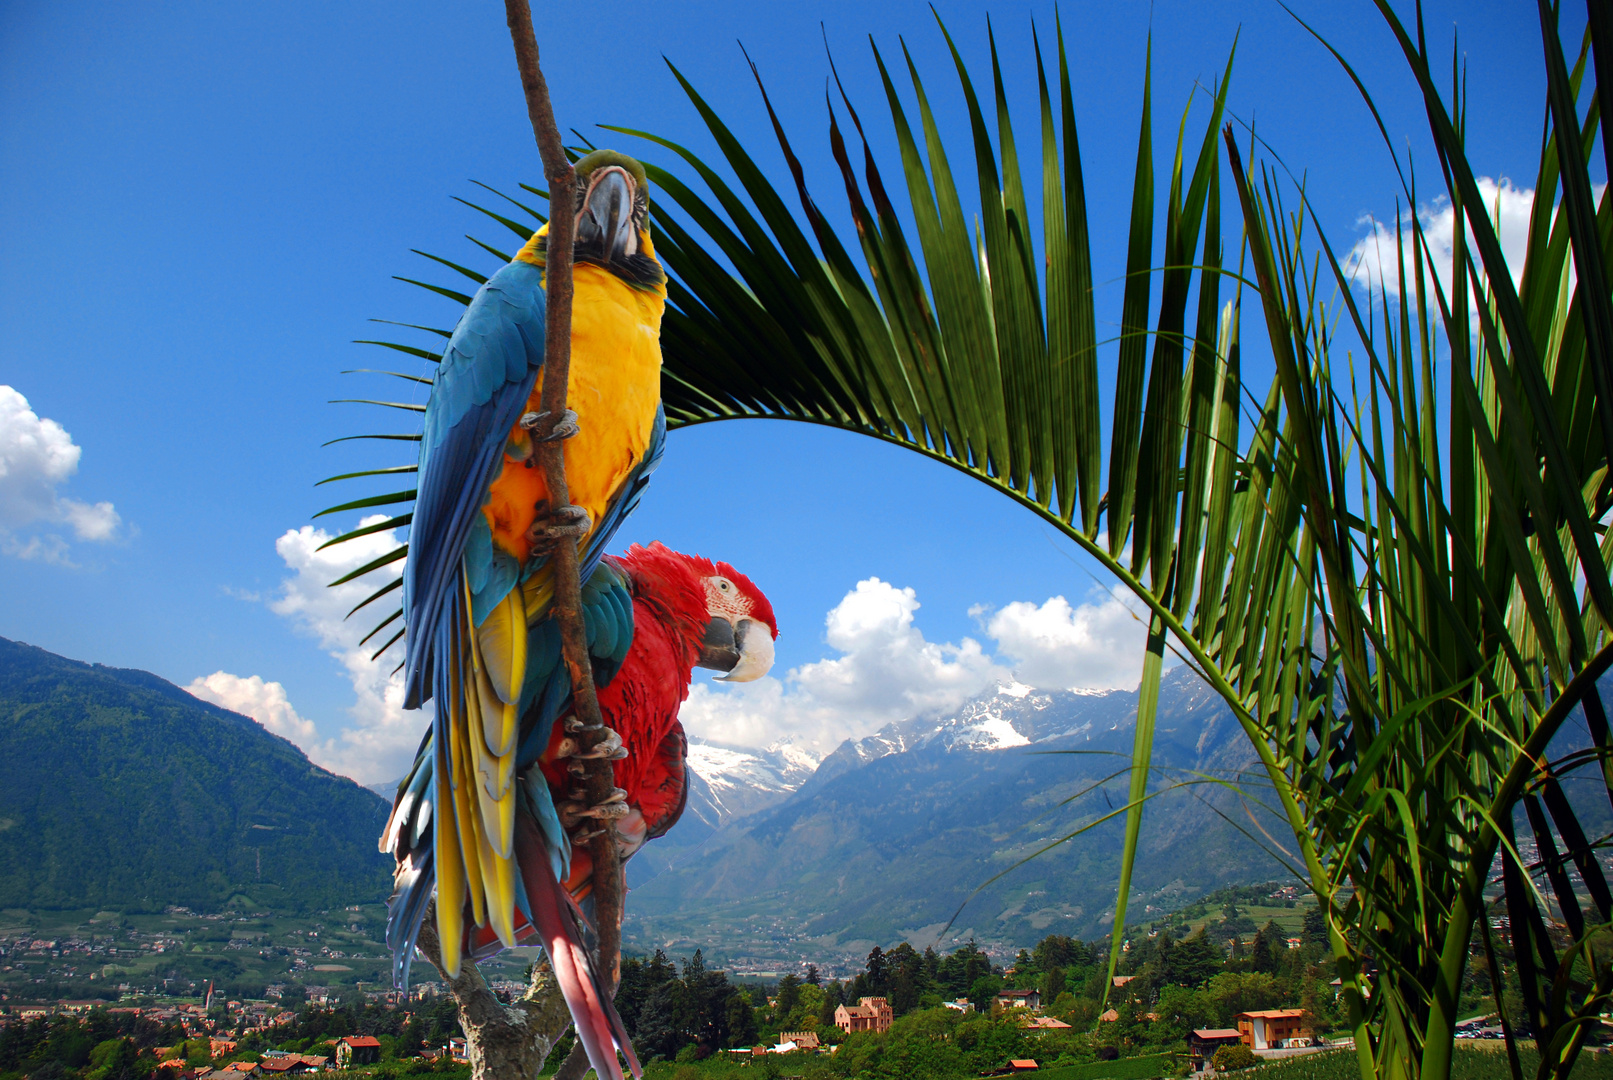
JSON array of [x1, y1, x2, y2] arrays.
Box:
[[503, 0, 626, 999]]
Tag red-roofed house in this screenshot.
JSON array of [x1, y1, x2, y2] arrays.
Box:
[[1237, 1010, 1313, 1049], [1010, 1059, 1039, 1071], [335, 1038, 381, 1068], [1023, 1016, 1071, 1031], [1190, 1029, 1245, 1069]]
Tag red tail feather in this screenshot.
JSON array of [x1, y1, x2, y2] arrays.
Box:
[[514, 815, 641, 1079]]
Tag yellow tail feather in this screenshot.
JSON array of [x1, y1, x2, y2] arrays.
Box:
[[450, 686, 488, 931], [477, 819, 518, 948], [520, 569, 556, 630], [465, 664, 515, 858], [475, 589, 527, 718], [434, 724, 465, 978]]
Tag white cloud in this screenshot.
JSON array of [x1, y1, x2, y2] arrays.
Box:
[[209, 516, 419, 783], [186, 671, 318, 743], [982, 587, 1150, 691], [1343, 177, 1534, 307], [680, 577, 1009, 754], [1, 534, 72, 564], [267, 516, 421, 784], [0, 386, 122, 559]]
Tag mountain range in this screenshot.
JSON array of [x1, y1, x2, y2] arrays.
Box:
[[0, 634, 1284, 968], [624, 666, 1277, 971]]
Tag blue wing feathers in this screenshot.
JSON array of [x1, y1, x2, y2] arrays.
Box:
[[403, 262, 546, 709]]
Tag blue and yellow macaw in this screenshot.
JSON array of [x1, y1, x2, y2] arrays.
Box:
[[381, 150, 666, 1080]]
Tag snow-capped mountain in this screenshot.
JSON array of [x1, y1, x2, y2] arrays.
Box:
[[797, 680, 1136, 797], [684, 737, 821, 824], [626, 737, 819, 890]]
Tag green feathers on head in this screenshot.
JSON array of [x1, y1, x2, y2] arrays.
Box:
[[574, 150, 649, 194]]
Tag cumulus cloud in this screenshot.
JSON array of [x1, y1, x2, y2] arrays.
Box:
[[1343, 177, 1534, 306], [982, 586, 1150, 691], [0, 386, 121, 560], [265, 516, 421, 783], [186, 671, 318, 742], [206, 517, 417, 783], [680, 577, 1009, 753]]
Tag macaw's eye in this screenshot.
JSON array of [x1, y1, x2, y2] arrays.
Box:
[[716, 579, 732, 592]]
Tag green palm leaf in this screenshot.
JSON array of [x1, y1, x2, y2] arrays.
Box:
[[319, 12, 1613, 1078]]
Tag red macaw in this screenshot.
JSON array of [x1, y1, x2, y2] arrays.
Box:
[[383, 543, 776, 1080]]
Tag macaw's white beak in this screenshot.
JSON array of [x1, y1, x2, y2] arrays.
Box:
[[696, 617, 774, 682], [717, 618, 774, 683]]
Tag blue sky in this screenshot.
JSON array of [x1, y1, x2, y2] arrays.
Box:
[[0, 1, 1569, 782]]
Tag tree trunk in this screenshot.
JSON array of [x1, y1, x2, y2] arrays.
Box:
[[417, 907, 572, 1080]]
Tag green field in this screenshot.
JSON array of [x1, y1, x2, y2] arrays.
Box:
[[1176, 904, 1309, 939], [1249, 1047, 1613, 1079], [0, 904, 534, 1001], [1033, 1054, 1180, 1080]]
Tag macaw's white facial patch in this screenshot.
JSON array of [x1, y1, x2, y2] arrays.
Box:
[[705, 574, 756, 625]]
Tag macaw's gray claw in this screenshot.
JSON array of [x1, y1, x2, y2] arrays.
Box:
[[519, 408, 580, 443], [556, 727, 626, 761], [574, 727, 628, 761], [556, 789, 631, 829], [525, 502, 592, 557]]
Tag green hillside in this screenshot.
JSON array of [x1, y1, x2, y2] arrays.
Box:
[[0, 636, 392, 913]]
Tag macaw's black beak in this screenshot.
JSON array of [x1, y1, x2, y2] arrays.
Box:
[[576, 165, 636, 264], [697, 617, 740, 673]]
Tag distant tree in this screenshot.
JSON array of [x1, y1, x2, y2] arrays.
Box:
[[1032, 935, 1080, 972], [863, 946, 889, 996], [1013, 948, 1033, 973], [774, 974, 801, 1020], [1152, 985, 1214, 1042], [1166, 928, 1225, 989], [1250, 921, 1282, 974], [1206, 972, 1283, 1026], [615, 955, 650, 1038], [968, 973, 1003, 1013], [818, 981, 844, 1027], [634, 978, 682, 1060], [1043, 966, 1066, 1003], [1145, 928, 1175, 984], [804, 964, 820, 986], [725, 993, 758, 1048], [1301, 905, 1327, 947], [886, 943, 928, 1015], [681, 951, 735, 1052], [86, 1038, 144, 1080], [937, 940, 992, 999]]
